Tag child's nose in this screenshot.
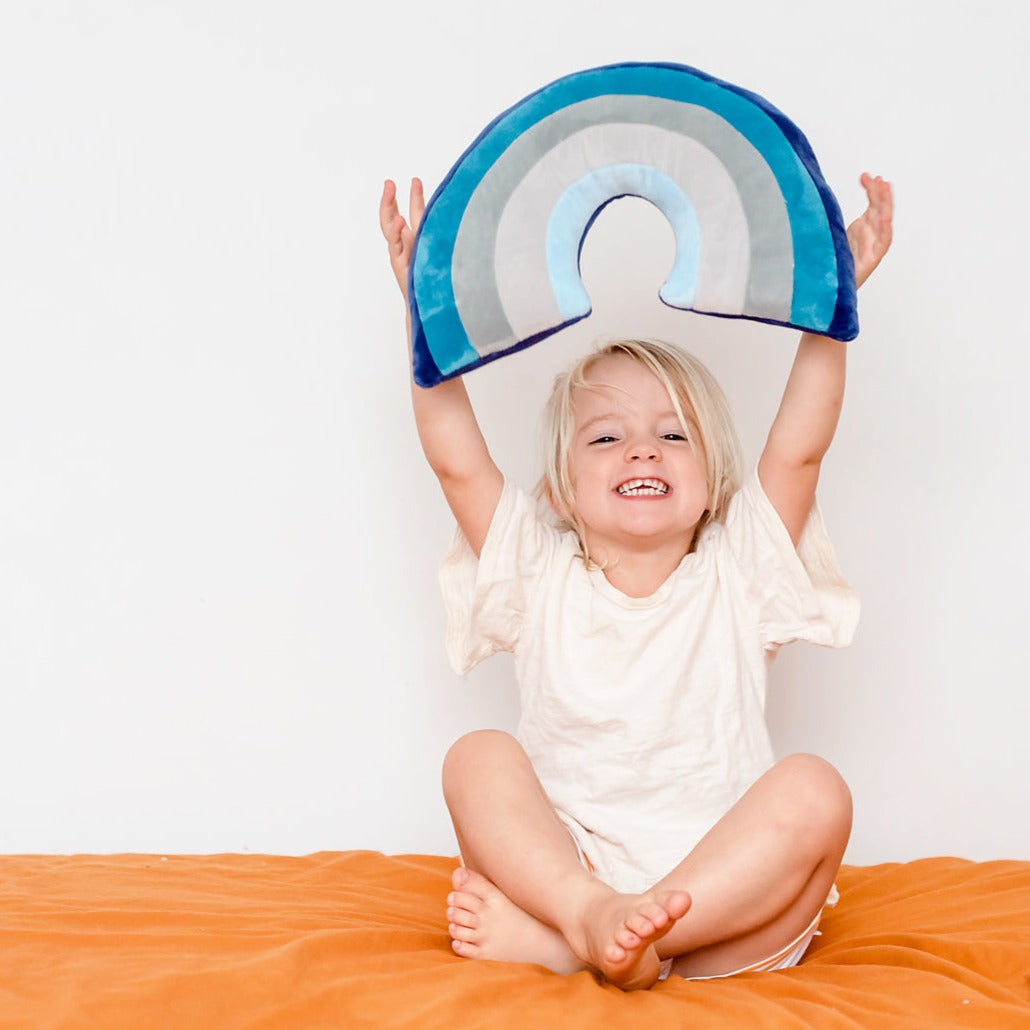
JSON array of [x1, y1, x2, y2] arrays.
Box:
[[627, 439, 660, 461]]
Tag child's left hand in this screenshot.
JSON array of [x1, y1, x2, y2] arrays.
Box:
[[848, 173, 893, 289]]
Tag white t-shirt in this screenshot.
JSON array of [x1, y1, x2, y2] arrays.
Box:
[[440, 470, 859, 894]]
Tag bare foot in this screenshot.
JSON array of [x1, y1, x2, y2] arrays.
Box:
[[568, 887, 692, 990], [446, 867, 588, 975]]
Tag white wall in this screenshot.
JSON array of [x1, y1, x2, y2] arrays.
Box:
[[2, 1, 1027, 864]]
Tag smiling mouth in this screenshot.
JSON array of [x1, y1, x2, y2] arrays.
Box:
[[616, 478, 669, 496]]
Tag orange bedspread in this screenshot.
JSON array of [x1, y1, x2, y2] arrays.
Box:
[[2, 851, 1028, 1028]]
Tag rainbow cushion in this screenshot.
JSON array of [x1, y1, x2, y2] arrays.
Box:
[[409, 62, 857, 387]]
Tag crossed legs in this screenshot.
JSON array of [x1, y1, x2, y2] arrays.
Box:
[[441, 730, 851, 989]]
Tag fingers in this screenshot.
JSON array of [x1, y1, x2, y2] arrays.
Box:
[[380, 177, 427, 299], [859, 172, 893, 223], [409, 177, 426, 232], [379, 178, 400, 240], [848, 173, 893, 288], [379, 178, 409, 257], [380, 177, 426, 240], [865, 175, 893, 251]]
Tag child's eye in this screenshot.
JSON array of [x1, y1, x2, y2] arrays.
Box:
[[589, 435, 618, 445], [661, 432, 687, 441]]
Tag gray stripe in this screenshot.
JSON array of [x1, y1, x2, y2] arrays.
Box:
[[451, 94, 792, 355]]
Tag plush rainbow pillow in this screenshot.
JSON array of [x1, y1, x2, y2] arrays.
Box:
[[409, 62, 857, 387]]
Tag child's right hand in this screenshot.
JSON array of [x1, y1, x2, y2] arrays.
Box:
[[379, 178, 425, 302]]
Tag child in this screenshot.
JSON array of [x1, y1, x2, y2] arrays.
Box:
[[380, 173, 893, 990]]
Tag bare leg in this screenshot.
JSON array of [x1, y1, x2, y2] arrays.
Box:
[[651, 753, 853, 978], [442, 730, 690, 989]]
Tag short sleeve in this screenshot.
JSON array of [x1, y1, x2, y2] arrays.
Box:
[[718, 470, 860, 650], [438, 480, 561, 674]]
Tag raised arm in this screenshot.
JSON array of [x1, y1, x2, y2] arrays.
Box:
[[758, 173, 893, 545], [380, 178, 503, 556]]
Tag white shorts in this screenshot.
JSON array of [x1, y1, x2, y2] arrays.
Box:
[[662, 884, 840, 980]]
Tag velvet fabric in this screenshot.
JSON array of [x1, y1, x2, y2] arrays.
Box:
[[410, 62, 858, 387]]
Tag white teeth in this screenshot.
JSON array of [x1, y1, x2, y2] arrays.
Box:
[[617, 478, 668, 496]]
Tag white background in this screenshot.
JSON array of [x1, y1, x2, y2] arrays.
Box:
[[2, 1, 1027, 864]]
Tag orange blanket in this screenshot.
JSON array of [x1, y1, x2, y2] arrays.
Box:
[[2, 852, 1028, 1028]]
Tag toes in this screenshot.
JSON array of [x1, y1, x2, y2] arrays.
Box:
[[449, 922, 479, 944], [620, 900, 673, 944], [445, 881, 487, 935], [625, 910, 660, 940], [665, 890, 691, 921], [446, 905, 478, 930], [449, 890, 483, 911], [451, 866, 470, 890], [451, 938, 480, 958], [456, 868, 494, 895], [639, 901, 672, 932]]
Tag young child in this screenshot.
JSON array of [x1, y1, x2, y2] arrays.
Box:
[[380, 173, 893, 990]]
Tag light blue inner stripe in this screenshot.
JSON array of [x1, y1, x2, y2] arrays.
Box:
[[546, 164, 701, 318]]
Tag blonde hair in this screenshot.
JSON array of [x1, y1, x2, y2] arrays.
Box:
[[536, 339, 742, 563]]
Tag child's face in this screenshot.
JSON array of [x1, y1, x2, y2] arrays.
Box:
[[565, 354, 710, 560]]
